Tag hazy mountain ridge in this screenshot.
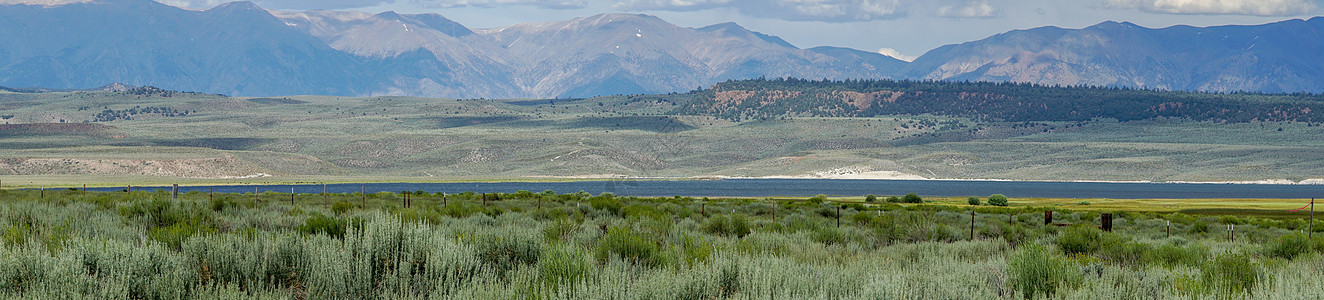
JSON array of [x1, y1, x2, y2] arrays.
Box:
[[909, 18, 1324, 93], [1, 0, 1322, 97]]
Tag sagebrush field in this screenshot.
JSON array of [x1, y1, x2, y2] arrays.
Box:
[[2, 188, 1323, 299]]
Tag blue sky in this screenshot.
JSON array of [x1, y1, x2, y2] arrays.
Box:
[[159, 0, 1323, 60]]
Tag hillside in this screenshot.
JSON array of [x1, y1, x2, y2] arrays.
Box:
[[675, 78, 1324, 122], [906, 18, 1324, 93], [1, 84, 1322, 184], [2, 1, 1324, 97]]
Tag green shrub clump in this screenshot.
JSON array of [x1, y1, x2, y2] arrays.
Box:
[[702, 214, 752, 238], [1200, 253, 1261, 295], [967, 196, 981, 206], [1008, 243, 1079, 299], [538, 244, 590, 289], [902, 193, 923, 203], [297, 213, 346, 238], [595, 226, 663, 267], [988, 194, 1009, 206], [865, 194, 878, 202], [1267, 233, 1313, 260], [331, 201, 355, 215], [1056, 226, 1121, 256]]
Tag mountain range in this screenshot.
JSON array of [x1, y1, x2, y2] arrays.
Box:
[[1, 0, 1322, 98]]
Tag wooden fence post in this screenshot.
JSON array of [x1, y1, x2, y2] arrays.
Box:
[[209, 187, 213, 202], [323, 183, 328, 204], [836, 205, 841, 228], [290, 187, 295, 206], [1166, 220, 1171, 238], [1101, 213, 1113, 232], [1044, 210, 1052, 225], [83, 184, 86, 196], [1311, 198, 1316, 239], [171, 184, 178, 201], [40, 186, 43, 198], [361, 186, 366, 208], [771, 199, 776, 223], [970, 210, 976, 241], [701, 203, 706, 216]]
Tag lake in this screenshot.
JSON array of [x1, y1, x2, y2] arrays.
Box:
[[89, 179, 1324, 199]]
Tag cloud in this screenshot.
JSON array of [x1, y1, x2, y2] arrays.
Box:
[[936, 0, 995, 18], [158, 0, 587, 10], [877, 48, 917, 62], [1102, 0, 1316, 16], [405, 0, 588, 9], [614, 0, 906, 22]]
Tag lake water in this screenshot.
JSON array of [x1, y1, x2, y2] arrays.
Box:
[[89, 179, 1324, 199]]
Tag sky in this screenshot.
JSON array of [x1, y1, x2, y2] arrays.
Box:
[[157, 0, 1324, 61]]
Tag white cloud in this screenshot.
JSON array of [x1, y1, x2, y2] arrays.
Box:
[[158, 0, 587, 10], [1102, 0, 1316, 16], [407, 0, 588, 9], [877, 48, 917, 62], [936, 0, 995, 18], [614, 0, 906, 22]]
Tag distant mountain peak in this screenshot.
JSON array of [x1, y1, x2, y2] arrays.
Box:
[[210, 1, 261, 11], [374, 11, 402, 20], [698, 22, 797, 49]]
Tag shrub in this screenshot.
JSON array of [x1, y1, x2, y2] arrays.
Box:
[[1098, 241, 1153, 267], [902, 193, 923, 203], [1200, 253, 1260, 295], [808, 194, 828, 204], [811, 227, 849, 245], [538, 244, 590, 289], [297, 213, 346, 238], [1267, 233, 1312, 260], [702, 214, 752, 238], [1056, 226, 1121, 256], [885, 196, 902, 203], [1077, 201, 1091, 205], [1152, 243, 1210, 267], [967, 196, 981, 206], [149, 222, 213, 250], [595, 226, 662, 267], [988, 194, 1009, 206], [1189, 221, 1210, 234], [543, 219, 579, 242], [474, 231, 542, 274], [1008, 243, 1079, 299], [330, 201, 355, 215], [589, 196, 623, 215], [865, 194, 878, 202]]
